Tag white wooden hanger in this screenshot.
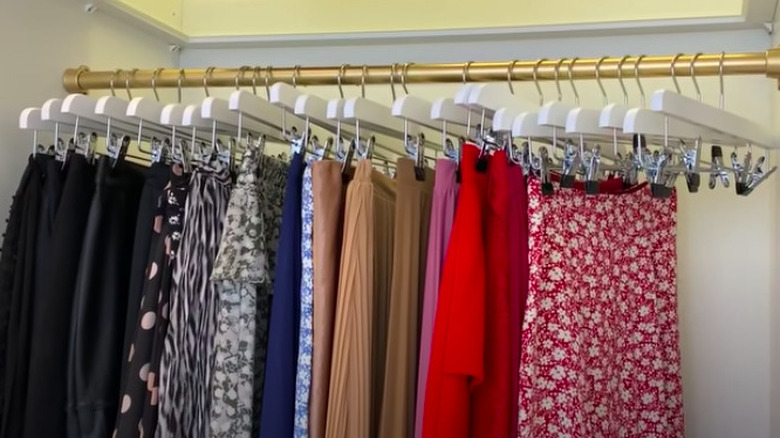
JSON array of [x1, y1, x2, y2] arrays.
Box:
[[491, 62, 534, 133], [40, 98, 106, 134], [127, 97, 166, 131], [623, 54, 759, 145], [512, 60, 554, 138], [228, 90, 302, 139], [537, 59, 577, 129], [650, 89, 776, 148], [202, 96, 286, 142], [270, 82, 341, 153], [342, 96, 413, 139], [430, 97, 472, 129]]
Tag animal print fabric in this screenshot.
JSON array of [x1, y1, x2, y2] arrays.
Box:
[[157, 164, 231, 438]]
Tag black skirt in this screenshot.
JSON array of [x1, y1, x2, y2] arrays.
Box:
[[66, 156, 145, 438], [23, 155, 95, 438]]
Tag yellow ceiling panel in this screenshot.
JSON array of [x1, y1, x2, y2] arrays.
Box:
[[182, 0, 742, 36]]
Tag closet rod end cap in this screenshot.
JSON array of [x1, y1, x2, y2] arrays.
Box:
[[63, 66, 90, 94]]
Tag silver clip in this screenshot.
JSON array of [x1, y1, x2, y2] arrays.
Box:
[[708, 145, 730, 189], [733, 149, 777, 196], [583, 145, 601, 195], [534, 146, 554, 195], [559, 141, 581, 188]]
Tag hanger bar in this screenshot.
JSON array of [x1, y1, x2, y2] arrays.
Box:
[[62, 50, 780, 93]]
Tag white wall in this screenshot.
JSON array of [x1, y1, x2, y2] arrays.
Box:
[[182, 28, 779, 438], [0, 0, 178, 216]]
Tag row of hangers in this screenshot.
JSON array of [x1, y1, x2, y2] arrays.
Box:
[[19, 54, 776, 195]]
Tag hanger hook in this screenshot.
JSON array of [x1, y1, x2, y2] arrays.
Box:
[[292, 65, 301, 88], [110, 69, 120, 97], [177, 69, 184, 103], [361, 65, 368, 98], [125, 69, 137, 99], [617, 55, 630, 105], [690, 52, 703, 101], [634, 55, 646, 108], [554, 58, 567, 102], [264, 66, 273, 100], [462, 61, 474, 84], [532, 58, 546, 106], [203, 67, 215, 97], [595, 56, 608, 106], [567, 57, 580, 105], [670, 53, 684, 94], [151, 68, 164, 102], [251, 67, 259, 96], [402, 62, 411, 95], [337, 64, 348, 98], [235, 66, 250, 90], [719, 52, 726, 110], [389, 63, 397, 101], [507, 60, 520, 95]]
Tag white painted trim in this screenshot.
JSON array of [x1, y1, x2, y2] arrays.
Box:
[[184, 16, 757, 49], [85, 0, 188, 45]]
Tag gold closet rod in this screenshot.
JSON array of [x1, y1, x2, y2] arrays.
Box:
[[63, 49, 780, 93]]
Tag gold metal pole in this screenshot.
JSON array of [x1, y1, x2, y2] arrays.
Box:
[[63, 49, 780, 93]]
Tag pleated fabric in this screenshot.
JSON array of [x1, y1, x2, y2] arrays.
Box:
[[0, 157, 37, 432], [423, 144, 488, 438], [0, 155, 46, 438], [294, 164, 315, 438], [378, 158, 434, 438], [259, 152, 306, 438], [120, 162, 171, 388], [506, 165, 528, 435], [158, 164, 232, 438], [210, 151, 288, 438], [518, 179, 683, 437], [66, 156, 145, 438], [325, 159, 396, 438], [24, 155, 95, 438], [470, 151, 512, 438], [113, 165, 188, 438], [413, 159, 459, 438], [309, 161, 349, 438]]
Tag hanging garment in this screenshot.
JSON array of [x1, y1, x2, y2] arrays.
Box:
[[325, 159, 396, 438], [158, 164, 231, 438], [120, 162, 171, 387], [517, 179, 683, 438], [423, 144, 487, 438], [0, 157, 37, 430], [113, 165, 188, 438], [0, 155, 46, 438], [414, 158, 459, 438], [378, 158, 434, 438], [210, 152, 288, 438], [23, 155, 96, 438], [293, 163, 315, 438], [66, 156, 145, 438], [309, 161, 349, 438], [259, 152, 306, 438], [471, 151, 512, 438], [506, 165, 528, 436]]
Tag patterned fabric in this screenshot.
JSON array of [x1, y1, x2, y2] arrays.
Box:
[[518, 179, 683, 438], [210, 150, 289, 438], [158, 164, 232, 438], [294, 165, 315, 438], [114, 165, 188, 438]]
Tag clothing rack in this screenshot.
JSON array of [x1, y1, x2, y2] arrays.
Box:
[[62, 49, 780, 93]]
